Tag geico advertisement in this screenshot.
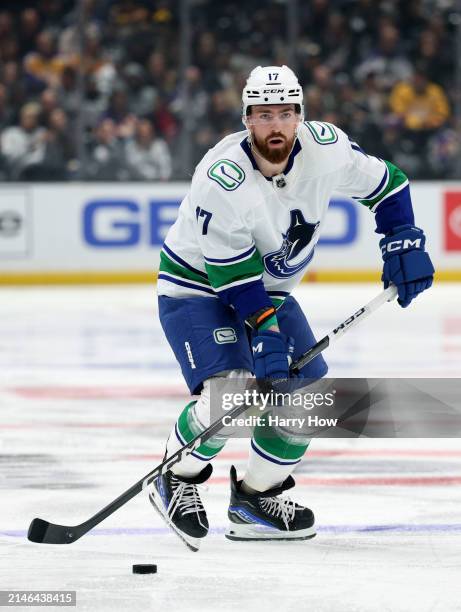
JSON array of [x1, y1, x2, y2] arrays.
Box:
[[82, 197, 358, 248], [0, 183, 460, 271]]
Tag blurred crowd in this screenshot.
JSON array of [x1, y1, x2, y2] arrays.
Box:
[[0, 0, 459, 181]]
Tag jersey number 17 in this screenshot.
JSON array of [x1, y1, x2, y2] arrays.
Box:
[[195, 207, 212, 235]]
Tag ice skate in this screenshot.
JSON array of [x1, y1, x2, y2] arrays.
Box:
[[225, 466, 316, 541], [149, 463, 212, 551]]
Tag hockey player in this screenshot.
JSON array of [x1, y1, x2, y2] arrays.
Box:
[[151, 65, 434, 550]]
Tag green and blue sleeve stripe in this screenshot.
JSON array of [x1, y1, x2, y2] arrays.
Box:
[[354, 160, 414, 235], [160, 242, 286, 319], [159, 245, 216, 296], [204, 247, 274, 321]]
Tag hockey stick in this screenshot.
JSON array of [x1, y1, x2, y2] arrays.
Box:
[[27, 284, 397, 545]]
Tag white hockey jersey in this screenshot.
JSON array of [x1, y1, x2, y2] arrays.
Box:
[[157, 121, 409, 311]]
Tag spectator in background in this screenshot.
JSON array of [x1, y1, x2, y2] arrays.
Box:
[[122, 63, 156, 118], [39, 88, 59, 126], [145, 51, 173, 99], [81, 74, 107, 131], [80, 26, 116, 96], [151, 95, 179, 143], [103, 88, 137, 141], [0, 11, 19, 65], [355, 23, 413, 91], [39, 108, 76, 180], [1, 102, 46, 179], [388, 65, 450, 178], [0, 11, 13, 40], [85, 118, 129, 181], [56, 66, 80, 121], [170, 66, 208, 131], [304, 65, 338, 117], [17, 8, 41, 57], [0, 1, 458, 181], [23, 30, 66, 89], [427, 127, 461, 179], [125, 118, 172, 180], [207, 90, 239, 138], [0, 84, 14, 132], [356, 71, 387, 126], [389, 65, 450, 132], [1, 61, 27, 112]]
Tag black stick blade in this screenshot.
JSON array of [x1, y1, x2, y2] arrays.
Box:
[[27, 518, 77, 544]]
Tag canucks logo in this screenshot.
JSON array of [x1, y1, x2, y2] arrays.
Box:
[[264, 209, 320, 279], [207, 159, 245, 191]]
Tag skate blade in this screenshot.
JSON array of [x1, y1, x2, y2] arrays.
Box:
[[149, 489, 201, 552], [225, 522, 316, 542]]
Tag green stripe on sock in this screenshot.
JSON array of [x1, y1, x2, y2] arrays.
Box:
[[253, 413, 310, 461], [177, 401, 226, 457]]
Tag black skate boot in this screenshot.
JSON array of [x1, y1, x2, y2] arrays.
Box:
[[149, 463, 212, 552], [225, 465, 316, 541]]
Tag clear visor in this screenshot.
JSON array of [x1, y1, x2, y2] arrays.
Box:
[[245, 108, 301, 126]]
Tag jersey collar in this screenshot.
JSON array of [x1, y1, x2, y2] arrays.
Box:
[[240, 136, 302, 181]]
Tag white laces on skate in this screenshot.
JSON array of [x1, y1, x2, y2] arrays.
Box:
[[260, 495, 296, 530], [167, 477, 207, 527]]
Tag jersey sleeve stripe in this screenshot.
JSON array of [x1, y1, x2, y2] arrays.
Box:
[[370, 179, 409, 213], [352, 164, 389, 202], [351, 143, 368, 157], [357, 161, 408, 211], [214, 274, 263, 292], [203, 244, 256, 264], [163, 243, 208, 278], [158, 273, 216, 296], [205, 248, 264, 289], [160, 250, 211, 286]]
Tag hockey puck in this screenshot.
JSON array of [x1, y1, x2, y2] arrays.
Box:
[[132, 564, 157, 574]]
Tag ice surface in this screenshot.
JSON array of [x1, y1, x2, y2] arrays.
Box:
[[1, 284, 460, 612]]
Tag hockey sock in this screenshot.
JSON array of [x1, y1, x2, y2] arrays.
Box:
[[243, 413, 310, 491], [166, 401, 227, 478]]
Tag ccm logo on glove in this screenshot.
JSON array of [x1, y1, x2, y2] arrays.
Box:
[[379, 224, 434, 308], [381, 237, 421, 254]]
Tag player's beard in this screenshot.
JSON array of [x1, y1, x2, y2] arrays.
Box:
[[252, 131, 295, 164]]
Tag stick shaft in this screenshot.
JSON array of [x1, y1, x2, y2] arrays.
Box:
[[291, 285, 397, 373]]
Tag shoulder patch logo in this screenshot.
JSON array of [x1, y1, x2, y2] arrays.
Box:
[[305, 121, 338, 145], [207, 159, 245, 191]]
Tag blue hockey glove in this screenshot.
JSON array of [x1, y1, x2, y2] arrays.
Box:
[[251, 330, 294, 382], [380, 224, 434, 308]]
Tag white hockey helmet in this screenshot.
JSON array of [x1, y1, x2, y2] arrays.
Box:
[[242, 65, 304, 123]]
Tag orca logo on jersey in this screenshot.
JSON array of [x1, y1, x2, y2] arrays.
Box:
[[263, 209, 320, 279], [208, 159, 246, 191]]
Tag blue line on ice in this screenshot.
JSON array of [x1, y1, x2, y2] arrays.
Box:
[[4, 524, 461, 538]]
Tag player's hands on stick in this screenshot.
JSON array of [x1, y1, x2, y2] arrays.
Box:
[[251, 330, 294, 384], [380, 224, 434, 308]]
